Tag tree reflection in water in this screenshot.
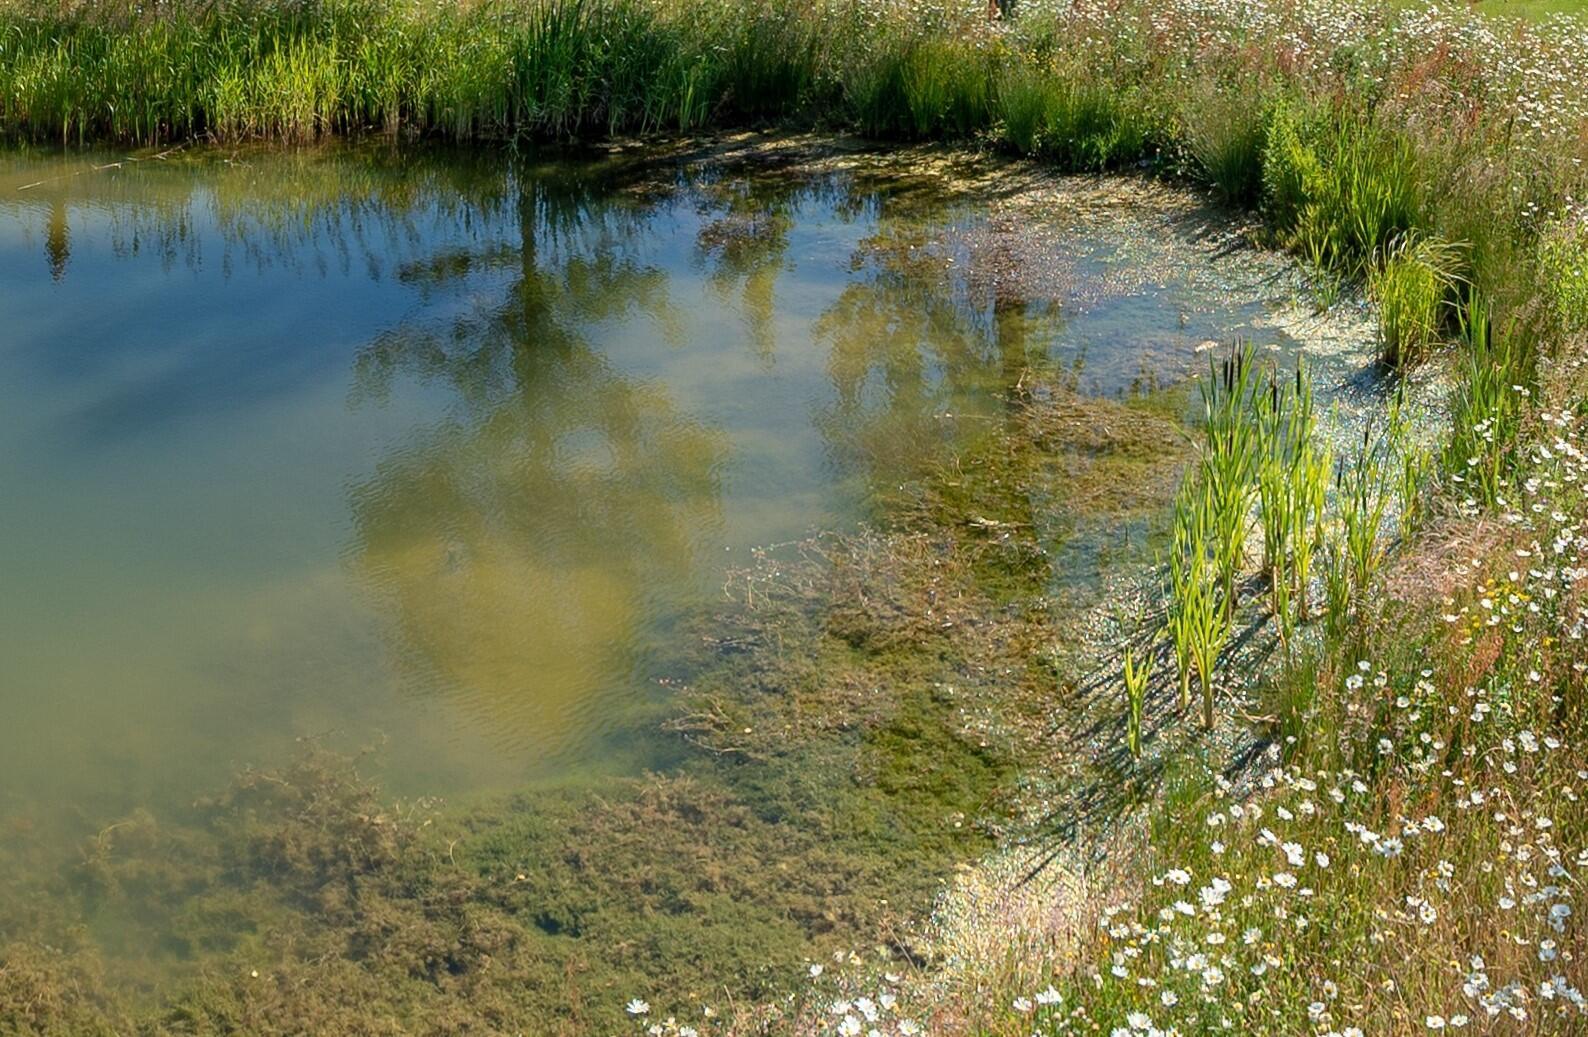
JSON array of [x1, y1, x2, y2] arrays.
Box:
[[347, 172, 726, 760]]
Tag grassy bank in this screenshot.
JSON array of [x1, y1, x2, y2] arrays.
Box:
[[4, 0, 1588, 1034]]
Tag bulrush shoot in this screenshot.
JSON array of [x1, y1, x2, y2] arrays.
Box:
[[1185, 533, 1229, 731]]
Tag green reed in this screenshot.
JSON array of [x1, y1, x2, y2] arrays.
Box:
[[1386, 387, 1429, 536], [1165, 475, 1228, 728], [1291, 416, 1331, 625], [1165, 488, 1199, 712], [1199, 344, 1261, 621], [1321, 526, 1353, 646], [1254, 362, 1326, 654], [1185, 533, 1230, 730]]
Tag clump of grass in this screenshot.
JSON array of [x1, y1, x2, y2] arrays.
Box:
[[1370, 233, 1466, 369], [992, 61, 1152, 170], [847, 34, 995, 139], [1183, 78, 1269, 205], [995, 63, 1058, 155], [1263, 105, 1424, 279]]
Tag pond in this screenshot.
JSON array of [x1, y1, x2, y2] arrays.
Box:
[[0, 136, 1373, 1023]]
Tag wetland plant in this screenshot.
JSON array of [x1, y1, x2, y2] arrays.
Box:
[[1199, 344, 1261, 621], [1165, 479, 1212, 711], [1370, 233, 1466, 370], [1185, 541, 1230, 730], [1165, 476, 1231, 730], [1387, 386, 1429, 535], [1184, 79, 1269, 206], [1445, 299, 1533, 509], [1290, 390, 1331, 625], [1255, 361, 1331, 647], [1122, 646, 1151, 759], [1328, 424, 1392, 639], [1321, 525, 1353, 646]]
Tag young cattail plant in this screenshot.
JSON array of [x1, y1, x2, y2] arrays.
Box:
[[1339, 424, 1391, 617], [1123, 646, 1151, 759], [1387, 386, 1428, 535], [1199, 343, 1261, 621], [1291, 409, 1331, 623], [1255, 363, 1312, 632], [1322, 525, 1353, 646], [1256, 375, 1294, 586], [1186, 541, 1229, 729], [1270, 540, 1296, 656], [1444, 299, 1531, 509], [1165, 480, 1210, 709]]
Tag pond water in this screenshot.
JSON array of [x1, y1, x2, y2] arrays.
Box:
[[0, 138, 1339, 837]]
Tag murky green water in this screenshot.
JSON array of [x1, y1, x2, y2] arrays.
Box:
[[0, 139, 1330, 837]]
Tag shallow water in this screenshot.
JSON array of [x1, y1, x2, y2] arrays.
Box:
[[0, 139, 1336, 835]]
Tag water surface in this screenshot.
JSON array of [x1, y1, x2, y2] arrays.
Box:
[[0, 139, 1324, 829]]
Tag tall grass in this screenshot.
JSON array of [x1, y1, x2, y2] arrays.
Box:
[[0, 0, 835, 143], [1370, 233, 1467, 369], [1183, 79, 1268, 205], [1262, 106, 1426, 279], [991, 62, 1153, 169]]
